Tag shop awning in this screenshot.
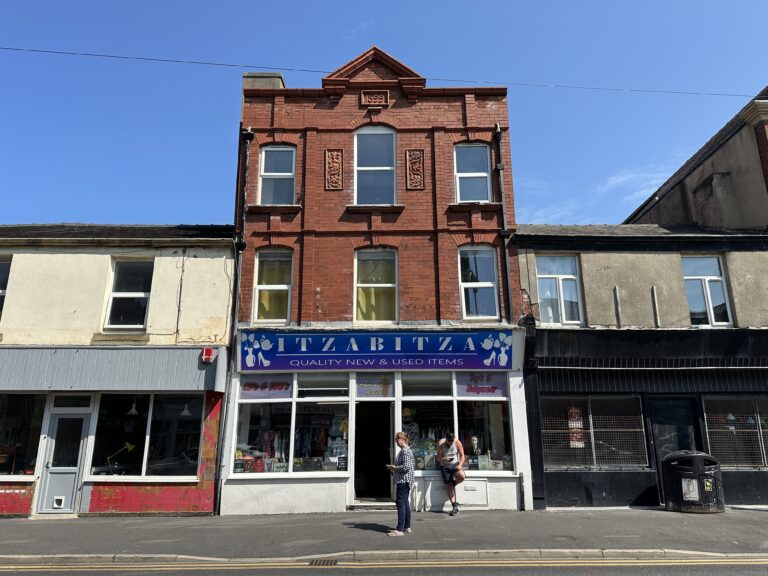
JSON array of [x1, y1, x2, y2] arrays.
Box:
[[0, 346, 227, 392]]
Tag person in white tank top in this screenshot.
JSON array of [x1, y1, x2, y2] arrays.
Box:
[[437, 432, 465, 516]]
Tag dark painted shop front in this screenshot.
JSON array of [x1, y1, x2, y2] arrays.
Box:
[[525, 328, 768, 508]]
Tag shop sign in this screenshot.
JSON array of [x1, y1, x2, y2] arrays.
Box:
[[240, 374, 292, 399], [456, 372, 507, 397], [239, 329, 516, 372]]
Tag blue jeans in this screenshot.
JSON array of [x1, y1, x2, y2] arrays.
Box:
[[395, 482, 411, 531]]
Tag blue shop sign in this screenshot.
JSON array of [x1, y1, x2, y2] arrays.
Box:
[[239, 329, 515, 372]]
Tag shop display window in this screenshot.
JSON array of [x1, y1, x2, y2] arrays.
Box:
[[458, 401, 512, 470], [235, 403, 292, 473], [0, 394, 45, 475], [91, 394, 150, 475], [402, 401, 452, 470], [402, 372, 451, 396], [146, 395, 203, 476], [704, 396, 766, 468], [540, 396, 647, 470], [293, 403, 348, 472], [91, 393, 204, 477]]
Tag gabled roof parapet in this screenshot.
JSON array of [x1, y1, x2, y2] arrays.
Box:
[[322, 46, 426, 101]]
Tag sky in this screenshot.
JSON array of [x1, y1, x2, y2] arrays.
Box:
[[1, 2, 766, 226]]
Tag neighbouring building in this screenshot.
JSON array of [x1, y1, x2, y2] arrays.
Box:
[[0, 224, 234, 515], [515, 86, 768, 509], [219, 47, 533, 515]]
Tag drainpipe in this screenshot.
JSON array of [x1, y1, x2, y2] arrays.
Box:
[[214, 128, 252, 515], [494, 122, 515, 324]]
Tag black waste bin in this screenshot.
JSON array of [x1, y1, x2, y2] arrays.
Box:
[[662, 450, 725, 513]]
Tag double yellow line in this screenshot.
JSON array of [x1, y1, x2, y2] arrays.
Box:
[[2, 557, 768, 572]]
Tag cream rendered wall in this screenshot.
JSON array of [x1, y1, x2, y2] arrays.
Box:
[[725, 251, 768, 327], [0, 246, 233, 345], [580, 252, 689, 328], [520, 249, 690, 328]]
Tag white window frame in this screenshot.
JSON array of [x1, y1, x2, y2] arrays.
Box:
[[535, 254, 584, 326], [259, 146, 296, 205], [454, 143, 491, 203], [354, 126, 396, 205], [104, 260, 153, 330], [458, 246, 499, 321], [682, 255, 733, 327], [253, 250, 293, 324], [354, 249, 398, 324], [230, 370, 516, 479], [0, 259, 10, 321]]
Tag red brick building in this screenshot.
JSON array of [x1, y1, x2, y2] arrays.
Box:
[[220, 48, 532, 514]]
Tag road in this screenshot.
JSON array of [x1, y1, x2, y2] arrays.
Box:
[[2, 558, 767, 575]]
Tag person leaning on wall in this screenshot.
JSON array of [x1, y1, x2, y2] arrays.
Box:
[[437, 432, 466, 516], [386, 431, 414, 536]]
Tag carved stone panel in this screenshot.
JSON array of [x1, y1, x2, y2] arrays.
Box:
[[360, 90, 390, 107], [325, 149, 343, 190], [406, 149, 425, 190]]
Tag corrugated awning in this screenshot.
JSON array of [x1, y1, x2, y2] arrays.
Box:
[[0, 346, 227, 392]]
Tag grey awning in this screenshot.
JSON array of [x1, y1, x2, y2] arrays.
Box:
[[0, 346, 227, 392]]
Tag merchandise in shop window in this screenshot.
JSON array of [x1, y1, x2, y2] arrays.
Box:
[[401, 403, 451, 470], [293, 404, 348, 472]]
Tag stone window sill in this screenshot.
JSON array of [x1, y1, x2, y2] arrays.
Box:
[[447, 202, 503, 213], [246, 204, 302, 214], [345, 204, 405, 214]]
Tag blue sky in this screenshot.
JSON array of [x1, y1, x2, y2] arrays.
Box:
[[1, 1, 766, 225]]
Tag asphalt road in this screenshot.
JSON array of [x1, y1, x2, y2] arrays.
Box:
[[1, 558, 768, 576]]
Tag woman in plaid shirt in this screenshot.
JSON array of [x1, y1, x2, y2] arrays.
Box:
[[386, 431, 414, 536]]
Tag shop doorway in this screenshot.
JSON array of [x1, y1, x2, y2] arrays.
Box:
[[354, 402, 393, 500], [648, 397, 699, 503], [37, 413, 90, 514]]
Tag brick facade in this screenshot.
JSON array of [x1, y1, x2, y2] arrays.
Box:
[[236, 47, 520, 326]]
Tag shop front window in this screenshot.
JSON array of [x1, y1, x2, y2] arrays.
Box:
[[293, 403, 348, 472], [0, 394, 45, 476], [235, 403, 292, 473], [234, 374, 350, 474], [704, 396, 765, 468], [540, 396, 647, 470], [146, 395, 203, 476], [91, 395, 150, 476], [402, 401, 453, 470], [458, 401, 512, 470], [91, 394, 204, 477]]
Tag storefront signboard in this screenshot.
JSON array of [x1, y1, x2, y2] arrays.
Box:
[[239, 330, 516, 372], [240, 374, 293, 400], [455, 372, 507, 397]]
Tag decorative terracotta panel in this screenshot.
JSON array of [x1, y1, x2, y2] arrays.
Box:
[[360, 90, 389, 107], [325, 149, 343, 190], [406, 149, 425, 190]]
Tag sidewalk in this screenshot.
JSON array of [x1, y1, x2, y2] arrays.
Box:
[[1, 507, 767, 564]]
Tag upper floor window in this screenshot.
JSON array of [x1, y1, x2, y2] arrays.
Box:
[[0, 260, 10, 321], [355, 127, 395, 205], [259, 147, 295, 205], [459, 247, 499, 320], [355, 250, 397, 322], [455, 144, 491, 202], [682, 256, 732, 326], [254, 250, 293, 323], [536, 255, 583, 325], [106, 261, 154, 329]]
